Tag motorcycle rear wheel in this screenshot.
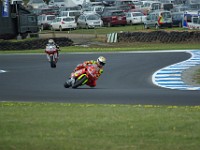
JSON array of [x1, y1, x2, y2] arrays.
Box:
[[72, 76, 88, 89], [50, 55, 56, 68]]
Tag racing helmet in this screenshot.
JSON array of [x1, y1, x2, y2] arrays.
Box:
[[48, 39, 54, 44], [97, 56, 106, 67]]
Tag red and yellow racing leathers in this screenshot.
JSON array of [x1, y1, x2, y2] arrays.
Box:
[[73, 60, 103, 87]]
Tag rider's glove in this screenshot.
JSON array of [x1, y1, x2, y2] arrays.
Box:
[[100, 69, 103, 74]]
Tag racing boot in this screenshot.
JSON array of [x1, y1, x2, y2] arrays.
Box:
[[70, 77, 75, 86]]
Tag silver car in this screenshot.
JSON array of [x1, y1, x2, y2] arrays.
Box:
[[126, 12, 147, 25], [50, 16, 77, 31], [27, 0, 48, 9], [77, 14, 103, 29], [144, 10, 172, 29], [48, 0, 66, 7]]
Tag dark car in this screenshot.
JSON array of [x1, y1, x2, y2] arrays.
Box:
[[30, 7, 59, 16], [114, 0, 135, 9], [101, 10, 127, 27], [102, 0, 116, 6], [59, 6, 82, 13], [101, 6, 118, 16], [171, 5, 189, 13], [172, 12, 184, 27], [117, 5, 132, 12]]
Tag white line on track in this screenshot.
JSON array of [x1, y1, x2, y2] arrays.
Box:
[[0, 70, 6, 73]]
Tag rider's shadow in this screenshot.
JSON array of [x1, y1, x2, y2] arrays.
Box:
[[68, 87, 105, 90]]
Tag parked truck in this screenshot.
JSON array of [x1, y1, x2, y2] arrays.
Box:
[[0, 0, 39, 39], [183, 10, 200, 30]]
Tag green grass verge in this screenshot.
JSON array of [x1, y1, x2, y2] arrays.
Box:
[[1, 43, 200, 54], [1, 102, 200, 150], [41, 25, 186, 35]]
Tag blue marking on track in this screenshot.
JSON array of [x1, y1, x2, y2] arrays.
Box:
[[152, 50, 200, 90]]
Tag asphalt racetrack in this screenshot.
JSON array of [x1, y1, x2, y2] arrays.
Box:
[[0, 51, 200, 106]]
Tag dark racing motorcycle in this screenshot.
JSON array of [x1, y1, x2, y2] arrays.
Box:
[[45, 45, 58, 68], [64, 64, 100, 88]]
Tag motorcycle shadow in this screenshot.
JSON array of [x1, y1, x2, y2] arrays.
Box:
[[69, 87, 104, 90]]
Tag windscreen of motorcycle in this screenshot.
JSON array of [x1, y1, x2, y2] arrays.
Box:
[[46, 45, 57, 52]]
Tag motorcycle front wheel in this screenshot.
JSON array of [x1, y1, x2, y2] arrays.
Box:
[[64, 81, 71, 88]]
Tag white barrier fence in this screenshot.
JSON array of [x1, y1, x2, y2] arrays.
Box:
[[107, 32, 118, 43]]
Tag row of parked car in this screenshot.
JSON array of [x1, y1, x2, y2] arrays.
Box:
[[38, 10, 184, 31], [33, 0, 147, 31], [35, 0, 200, 31], [38, 10, 148, 31]]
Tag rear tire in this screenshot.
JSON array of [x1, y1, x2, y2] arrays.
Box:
[[72, 75, 88, 89], [144, 24, 148, 29], [86, 24, 89, 29], [21, 33, 28, 39], [59, 26, 62, 31], [50, 55, 56, 68], [130, 20, 133, 25], [155, 24, 159, 29], [178, 22, 182, 27], [108, 22, 111, 27]]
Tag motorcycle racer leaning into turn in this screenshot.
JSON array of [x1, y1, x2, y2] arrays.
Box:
[[67, 56, 106, 87]]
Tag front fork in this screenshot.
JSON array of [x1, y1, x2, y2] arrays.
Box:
[[46, 53, 58, 62]]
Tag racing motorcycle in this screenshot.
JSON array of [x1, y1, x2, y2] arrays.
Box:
[[64, 64, 100, 88], [45, 45, 58, 68]]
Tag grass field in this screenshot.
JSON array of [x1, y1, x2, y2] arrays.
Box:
[[1, 102, 200, 150]]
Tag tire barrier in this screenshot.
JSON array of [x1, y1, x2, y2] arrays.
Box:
[[118, 31, 200, 43], [0, 37, 73, 51]]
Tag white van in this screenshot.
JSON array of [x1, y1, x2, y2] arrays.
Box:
[[141, 1, 161, 13], [183, 11, 200, 29], [144, 10, 173, 29], [59, 10, 81, 21], [59, 10, 81, 17]]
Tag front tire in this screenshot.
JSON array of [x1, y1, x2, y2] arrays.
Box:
[[155, 24, 159, 29], [59, 26, 62, 31], [86, 24, 89, 29], [41, 24, 44, 30], [64, 81, 71, 88], [50, 26, 54, 31]]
